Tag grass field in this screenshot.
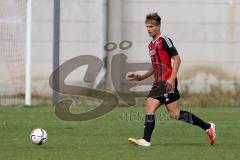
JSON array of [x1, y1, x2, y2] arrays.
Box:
[[0, 105, 240, 160]]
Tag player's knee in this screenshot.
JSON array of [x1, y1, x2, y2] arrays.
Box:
[[146, 100, 153, 108], [146, 98, 160, 105], [168, 111, 180, 119], [145, 98, 160, 113]]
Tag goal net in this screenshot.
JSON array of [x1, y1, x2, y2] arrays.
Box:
[[0, 0, 27, 105]]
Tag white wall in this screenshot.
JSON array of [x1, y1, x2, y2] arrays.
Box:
[[1, 0, 240, 96], [31, 0, 106, 94]]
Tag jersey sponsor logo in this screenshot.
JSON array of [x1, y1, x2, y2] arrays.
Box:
[[149, 49, 156, 56], [149, 41, 159, 56]]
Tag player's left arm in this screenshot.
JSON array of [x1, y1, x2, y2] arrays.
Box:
[[166, 55, 181, 92], [162, 36, 181, 92]]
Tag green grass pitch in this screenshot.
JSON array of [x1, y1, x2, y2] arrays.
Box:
[[0, 106, 240, 160]]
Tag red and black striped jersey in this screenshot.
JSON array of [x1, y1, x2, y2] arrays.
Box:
[[148, 35, 178, 82]]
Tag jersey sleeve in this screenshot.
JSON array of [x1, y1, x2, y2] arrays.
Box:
[[162, 36, 178, 57]]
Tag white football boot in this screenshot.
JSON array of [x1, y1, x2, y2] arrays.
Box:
[[128, 138, 151, 147]]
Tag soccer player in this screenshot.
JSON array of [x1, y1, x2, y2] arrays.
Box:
[[127, 12, 216, 147]]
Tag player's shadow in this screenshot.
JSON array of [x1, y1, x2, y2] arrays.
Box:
[[154, 142, 209, 147]]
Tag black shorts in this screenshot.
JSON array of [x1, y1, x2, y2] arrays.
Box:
[[147, 79, 180, 105]]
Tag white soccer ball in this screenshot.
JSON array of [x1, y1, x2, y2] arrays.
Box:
[[30, 128, 47, 145]]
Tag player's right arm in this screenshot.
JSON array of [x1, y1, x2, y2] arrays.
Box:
[[127, 67, 153, 81]]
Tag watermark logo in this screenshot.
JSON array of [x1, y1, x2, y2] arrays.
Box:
[[49, 41, 168, 121]]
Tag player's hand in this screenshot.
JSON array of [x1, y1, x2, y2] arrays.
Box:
[[127, 72, 142, 81], [166, 78, 175, 92]]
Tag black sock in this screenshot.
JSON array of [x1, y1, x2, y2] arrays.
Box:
[[178, 110, 210, 130], [143, 113, 155, 142]]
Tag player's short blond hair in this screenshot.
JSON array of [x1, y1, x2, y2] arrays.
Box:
[[145, 12, 161, 25]]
